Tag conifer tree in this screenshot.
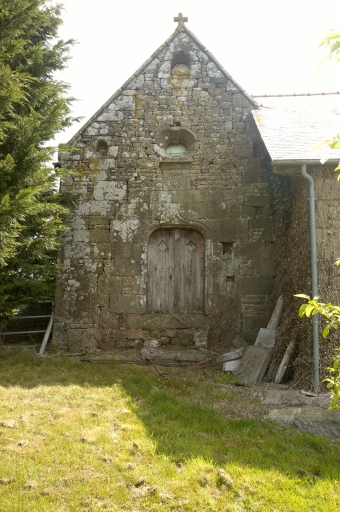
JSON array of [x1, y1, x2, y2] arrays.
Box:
[[0, 0, 76, 321]]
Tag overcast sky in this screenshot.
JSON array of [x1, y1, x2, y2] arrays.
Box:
[[53, 0, 340, 148]]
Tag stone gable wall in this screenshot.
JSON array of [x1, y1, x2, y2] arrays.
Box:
[[53, 29, 275, 350]]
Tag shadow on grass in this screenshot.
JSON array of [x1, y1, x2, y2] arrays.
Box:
[[1, 348, 339, 480]]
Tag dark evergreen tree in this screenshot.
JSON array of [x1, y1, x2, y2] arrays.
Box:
[[0, 0, 76, 321]]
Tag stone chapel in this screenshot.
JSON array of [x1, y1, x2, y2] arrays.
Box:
[[53, 13, 340, 374]]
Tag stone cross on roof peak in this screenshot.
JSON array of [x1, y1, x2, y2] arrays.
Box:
[[174, 13, 188, 26]]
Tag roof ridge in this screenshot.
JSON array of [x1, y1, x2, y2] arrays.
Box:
[[253, 92, 340, 98]]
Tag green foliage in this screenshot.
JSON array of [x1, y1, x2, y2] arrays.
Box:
[[319, 31, 340, 63], [0, 0, 77, 320], [324, 348, 340, 409], [295, 294, 340, 338], [295, 294, 340, 408], [302, 29, 340, 405], [317, 30, 340, 173]]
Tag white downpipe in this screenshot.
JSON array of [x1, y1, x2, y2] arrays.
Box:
[[300, 164, 319, 390]]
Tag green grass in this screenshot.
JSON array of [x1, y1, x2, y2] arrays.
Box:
[[0, 348, 339, 511]]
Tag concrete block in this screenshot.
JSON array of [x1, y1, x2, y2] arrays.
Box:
[[217, 348, 244, 362], [222, 360, 241, 372], [235, 346, 272, 382], [254, 328, 276, 349]]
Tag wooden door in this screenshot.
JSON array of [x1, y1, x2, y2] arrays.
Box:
[[147, 229, 204, 313]]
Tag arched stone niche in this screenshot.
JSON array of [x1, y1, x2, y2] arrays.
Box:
[[96, 138, 108, 154], [154, 126, 198, 160], [171, 52, 190, 77]]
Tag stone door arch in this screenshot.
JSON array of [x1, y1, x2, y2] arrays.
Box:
[[147, 228, 205, 313]]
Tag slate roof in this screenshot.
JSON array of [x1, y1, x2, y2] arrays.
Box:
[[252, 94, 340, 164]]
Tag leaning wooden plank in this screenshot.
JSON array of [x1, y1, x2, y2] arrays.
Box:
[[267, 295, 284, 329], [274, 340, 296, 384]]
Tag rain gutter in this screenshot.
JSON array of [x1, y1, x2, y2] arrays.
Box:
[[272, 158, 339, 166]]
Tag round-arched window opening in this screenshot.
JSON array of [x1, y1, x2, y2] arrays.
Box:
[[166, 143, 187, 155], [96, 139, 108, 152]]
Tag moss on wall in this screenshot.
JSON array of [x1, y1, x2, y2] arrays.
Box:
[[271, 169, 340, 388]]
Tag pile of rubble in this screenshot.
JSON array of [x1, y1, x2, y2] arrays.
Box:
[[221, 296, 285, 383]]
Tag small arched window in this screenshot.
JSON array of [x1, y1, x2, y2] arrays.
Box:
[[96, 139, 108, 153]]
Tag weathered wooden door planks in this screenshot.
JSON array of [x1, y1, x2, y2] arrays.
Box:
[[147, 229, 204, 313]]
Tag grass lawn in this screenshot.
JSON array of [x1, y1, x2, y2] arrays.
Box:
[[0, 348, 339, 511]]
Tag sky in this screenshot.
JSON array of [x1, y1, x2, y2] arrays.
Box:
[[52, 0, 340, 148]]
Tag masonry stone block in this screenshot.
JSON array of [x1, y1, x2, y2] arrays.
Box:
[[238, 276, 273, 295], [68, 306, 99, 325], [234, 145, 252, 158], [248, 216, 272, 230], [89, 227, 110, 243], [109, 294, 145, 314], [207, 219, 248, 241], [98, 275, 122, 295], [236, 242, 266, 260], [245, 195, 270, 207], [126, 329, 149, 340], [232, 94, 251, 108]]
